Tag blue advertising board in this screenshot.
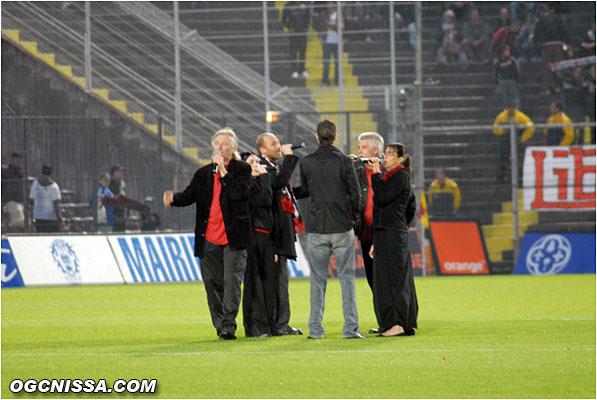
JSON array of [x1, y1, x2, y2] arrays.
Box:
[[1, 239, 25, 288], [514, 233, 596, 275]]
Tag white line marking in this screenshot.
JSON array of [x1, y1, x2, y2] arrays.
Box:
[[2, 347, 594, 357]]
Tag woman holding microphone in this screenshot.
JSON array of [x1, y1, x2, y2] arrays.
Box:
[[369, 143, 418, 337]]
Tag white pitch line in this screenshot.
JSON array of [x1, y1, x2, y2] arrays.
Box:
[[2, 347, 595, 358]]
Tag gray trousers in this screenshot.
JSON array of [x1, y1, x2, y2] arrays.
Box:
[[307, 230, 359, 336], [200, 241, 247, 335]]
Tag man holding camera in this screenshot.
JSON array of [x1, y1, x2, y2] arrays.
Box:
[[294, 120, 364, 339], [256, 132, 304, 336]]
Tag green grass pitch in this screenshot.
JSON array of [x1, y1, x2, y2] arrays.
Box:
[[2, 274, 595, 398]]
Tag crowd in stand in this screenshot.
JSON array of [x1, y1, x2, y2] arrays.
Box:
[[0, 158, 160, 234]]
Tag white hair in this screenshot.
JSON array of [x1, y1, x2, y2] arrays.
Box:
[[357, 132, 384, 155], [212, 127, 240, 160]]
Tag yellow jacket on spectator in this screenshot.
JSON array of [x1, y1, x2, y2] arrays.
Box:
[[545, 112, 574, 146], [493, 109, 535, 142], [428, 178, 461, 213]]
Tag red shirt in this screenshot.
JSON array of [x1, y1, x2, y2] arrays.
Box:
[[360, 167, 375, 242], [205, 171, 228, 245]]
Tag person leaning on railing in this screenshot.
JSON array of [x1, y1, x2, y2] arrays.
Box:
[[544, 102, 574, 146], [492, 101, 535, 184]]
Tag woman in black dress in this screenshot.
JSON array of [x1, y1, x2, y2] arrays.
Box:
[[241, 152, 276, 337], [369, 143, 418, 337]]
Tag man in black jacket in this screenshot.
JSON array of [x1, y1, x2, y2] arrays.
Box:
[[294, 120, 365, 339], [256, 132, 303, 336], [163, 128, 252, 340], [282, 1, 311, 79]]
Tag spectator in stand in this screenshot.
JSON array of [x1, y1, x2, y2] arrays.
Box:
[[495, 45, 520, 108], [533, 3, 571, 95], [561, 67, 586, 125], [579, 21, 596, 58], [462, 8, 491, 62], [495, 7, 511, 31], [582, 65, 596, 143], [489, 19, 521, 61], [510, 1, 536, 23], [544, 102, 574, 146], [140, 196, 161, 231], [320, 2, 344, 87], [343, 2, 364, 41], [435, 9, 467, 64], [109, 165, 127, 231], [29, 165, 63, 233], [447, 1, 470, 26], [516, 9, 538, 60], [428, 168, 461, 217], [1, 153, 25, 232], [94, 172, 114, 233], [240, 152, 274, 338], [394, 4, 416, 49], [492, 102, 535, 183], [282, 1, 311, 79]]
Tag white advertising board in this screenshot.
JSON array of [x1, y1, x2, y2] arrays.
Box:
[[8, 235, 125, 286], [109, 233, 310, 284], [523, 145, 596, 210]]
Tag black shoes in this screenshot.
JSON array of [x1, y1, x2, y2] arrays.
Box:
[[369, 328, 380, 334], [219, 327, 237, 340], [276, 326, 303, 336]]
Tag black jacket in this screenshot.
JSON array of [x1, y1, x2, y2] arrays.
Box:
[[295, 144, 361, 234], [261, 154, 300, 258], [1, 164, 24, 203], [248, 173, 273, 232], [172, 159, 252, 258], [282, 1, 311, 33], [371, 167, 416, 232]]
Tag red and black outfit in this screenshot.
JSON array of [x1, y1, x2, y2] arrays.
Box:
[[242, 172, 277, 337], [260, 154, 304, 335], [355, 162, 379, 291], [371, 165, 418, 334], [172, 159, 252, 338]]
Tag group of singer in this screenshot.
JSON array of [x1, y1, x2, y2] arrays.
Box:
[[163, 120, 418, 340]]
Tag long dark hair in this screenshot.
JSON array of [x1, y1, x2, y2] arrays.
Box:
[[386, 142, 412, 173]]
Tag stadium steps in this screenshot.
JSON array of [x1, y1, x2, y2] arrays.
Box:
[[275, 1, 377, 154], [482, 189, 539, 264], [1, 28, 203, 166]]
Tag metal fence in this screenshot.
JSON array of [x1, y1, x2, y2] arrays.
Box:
[[1, 116, 199, 234]]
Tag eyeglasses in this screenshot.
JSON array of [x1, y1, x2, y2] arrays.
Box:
[[382, 152, 398, 157]]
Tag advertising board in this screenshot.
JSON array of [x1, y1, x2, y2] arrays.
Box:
[[514, 233, 596, 275], [429, 221, 490, 275], [523, 146, 596, 210], [8, 236, 125, 286]]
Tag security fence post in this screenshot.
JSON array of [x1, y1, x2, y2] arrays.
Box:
[[510, 120, 519, 265]]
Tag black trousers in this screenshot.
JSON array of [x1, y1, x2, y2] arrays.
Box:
[[200, 241, 247, 335], [274, 255, 291, 332], [242, 231, 276, 337], [373, 229, 418, 332], [35, 219, 60, 233], [289, 34, 307, 73], [360, 240, 374, 291]]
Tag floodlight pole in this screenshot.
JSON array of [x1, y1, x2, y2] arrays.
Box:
[[415, 1, 426, 276], [337, 1, 345, 152], [510, 121, 520, 265], [174, 1, 182, 151], [84, 1, 92, 92], [389, 1, 397, 142], [263, 1, 271, 132]]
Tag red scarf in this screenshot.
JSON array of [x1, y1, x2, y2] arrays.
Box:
[[383, 165, 405, 181]]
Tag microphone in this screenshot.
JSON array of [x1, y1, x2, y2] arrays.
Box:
[[291, 142, 306, 150], [213, 152, 222, 173]]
